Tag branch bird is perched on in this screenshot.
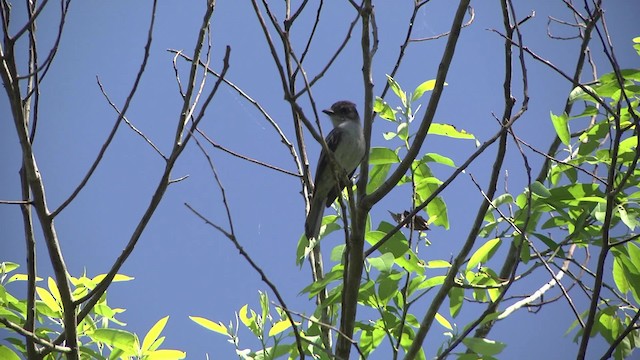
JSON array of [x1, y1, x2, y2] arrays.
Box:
[[305, 101, 366, 241]]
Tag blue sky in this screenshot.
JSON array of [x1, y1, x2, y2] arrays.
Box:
[[1, 1, 639, 359]]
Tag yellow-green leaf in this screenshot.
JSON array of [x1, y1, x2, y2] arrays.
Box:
[[145, 349, 186, 360], [0, 345, 21, 360], [90, 328, 138, 355], [386, 75, 407, 107], [467, 238, 502, 270], [268, 320, 292, 337], [189, 316, 228, 335], [428, 123, 475, 139], [47, 277, 61, 304], [435, 312, 453, 330], [550, 111, 570, 145], [142, 316, 169, 352], [36, 287, 61, 313]]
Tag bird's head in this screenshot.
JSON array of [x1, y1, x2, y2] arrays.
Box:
[[323, 100, 360, 128]]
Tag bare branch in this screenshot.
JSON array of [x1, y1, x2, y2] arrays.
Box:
[[0, 317, 71, 353]]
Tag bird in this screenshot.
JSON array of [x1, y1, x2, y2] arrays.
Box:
[[305, 100, 366, 241]]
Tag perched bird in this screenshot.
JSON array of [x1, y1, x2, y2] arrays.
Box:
[[305, 100, 366, 240]]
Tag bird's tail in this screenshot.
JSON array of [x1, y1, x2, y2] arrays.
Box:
[[305, 195, 325, 240]]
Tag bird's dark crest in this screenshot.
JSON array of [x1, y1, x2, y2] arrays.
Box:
[[329, 100, 358, 117]]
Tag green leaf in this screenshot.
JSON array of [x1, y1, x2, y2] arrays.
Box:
[[386, 74, 407, 107], [0, 262, 19, 274], [330, 244, 346, 262], [301, 266, 344, 297], [427, 197, 449, 230], [367, 224, 424, 274], [530, 181, 552, 198], [467, 238, 502, 271], [383, 131, 397, 140], [568, 85, 598, 104], [90, 328, 138, 355], [367, 252, 395, 273], [426, 260, 451, 269], [0, 345, 21, 360], [612, 256, 629, 297], [189, 316, 229, 335], [423, 153, 456, 167], [491, 193, 514, 208], [369, 147, 400, 165], [449, 286, 464, 317], [628, 243, 640, 275], [428, 123, 475, 139], [463, 337, 506, 356], [367, 163, 391, 194], [617, 204, 638, 230], [142, 316, 169, 352], [374, 97, 397, 121], [412, 79, 447, 101], [417, 276, 446, 290], [397, 122, 409, 141], [377, 273, 401, 303], [268, 320, 291, 337], [550, 111, 571, 146]]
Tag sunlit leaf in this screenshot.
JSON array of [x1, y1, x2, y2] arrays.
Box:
[[463, 337, 506, 356], [426, 260, 451, 268], [550, 111, 570, 146], [467, 239, 502, 271], [530, 181, 552, 198], [367, 252, 395, 273], [412, 79, 447, 101], [617, 204, 638, 230], [268, 320, 291, 337], [428, 123, 475, 139], [189, 316, 229, 335], [416, 276, 446, 290], [145, 349, 186, 360], [369, 147, 400, 165], [0, 262, 19, 274], [397, 122, 409, 141], [386, 75, 407, 107], [142, 316, 169, 352], [374, 97, 397, 121], [36, 287, 61, 313], [568, 85, 598, 104], [423, 153, 456, 167], [427, 197, 449, 230], [90, 328, 138, 355], [435, 313, 453, 330], [449, 286, 464, 318], [47, 277, 61, 308], [0, 345, 21, 360]]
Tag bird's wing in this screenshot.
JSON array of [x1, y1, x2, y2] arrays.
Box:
[[313, 127, 343, 190]]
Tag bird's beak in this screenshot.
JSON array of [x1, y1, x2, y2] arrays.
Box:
[[322, 108, 334, 116]]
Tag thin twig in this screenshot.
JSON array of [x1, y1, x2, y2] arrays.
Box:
[[195, 128, 300, 177], [96, 78, 167, 160], [410, 6, 474, 42]]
